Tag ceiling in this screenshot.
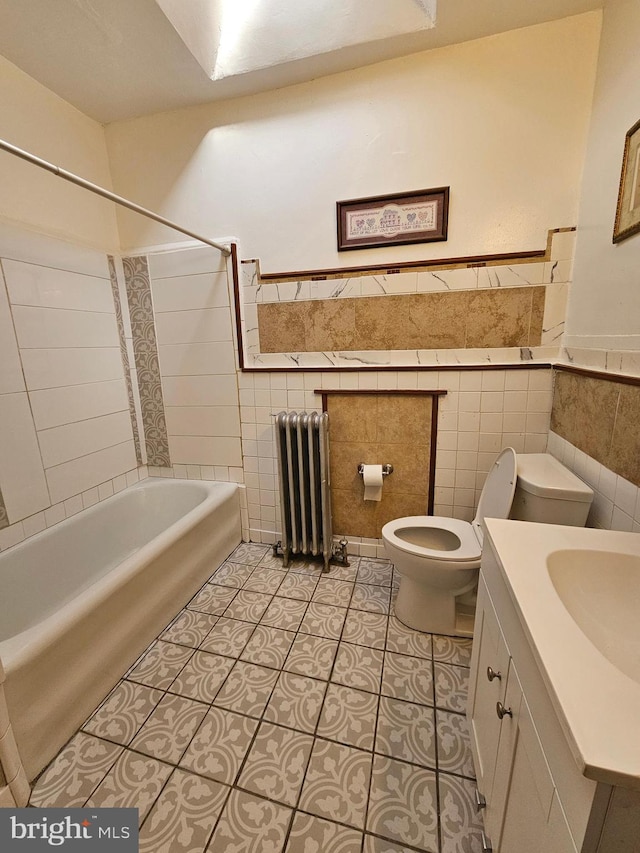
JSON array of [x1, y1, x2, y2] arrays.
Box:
[[0, 0, 603, 124]]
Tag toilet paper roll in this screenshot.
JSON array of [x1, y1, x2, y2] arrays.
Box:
[[362, 464, 384, 502]]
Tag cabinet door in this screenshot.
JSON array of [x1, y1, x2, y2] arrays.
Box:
[[468, 579, 510, 800], [489, 666, 576, 853]]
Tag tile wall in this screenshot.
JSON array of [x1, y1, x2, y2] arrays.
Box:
[[0, 224, 145, 552]]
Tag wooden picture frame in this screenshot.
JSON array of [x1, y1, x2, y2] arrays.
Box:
[[613, 118, 640, 243], [337, 187, 449, 251]]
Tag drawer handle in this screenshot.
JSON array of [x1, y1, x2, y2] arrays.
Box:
[[474, 789, 487, 811], [481, 831, 493, 852], [486, 666, 501, 682], [496, 701, 513, 719]]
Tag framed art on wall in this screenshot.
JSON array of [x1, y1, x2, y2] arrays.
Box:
[[337, 186, 449, 251], [613, 118, 640, 243]]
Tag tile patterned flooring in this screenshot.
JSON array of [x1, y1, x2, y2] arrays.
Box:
[[29, 544, 484, 853]]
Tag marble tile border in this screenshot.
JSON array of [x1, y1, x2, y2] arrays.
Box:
[[123, 256, 171, 467]]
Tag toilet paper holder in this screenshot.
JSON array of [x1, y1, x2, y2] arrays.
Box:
[[357, 464, 393, 477]]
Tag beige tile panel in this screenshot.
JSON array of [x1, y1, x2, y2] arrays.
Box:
[[551, 371, 640, 488], [257, 286, 546, 353]]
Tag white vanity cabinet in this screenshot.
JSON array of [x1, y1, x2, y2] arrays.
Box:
[[469, 527, 640, 853]]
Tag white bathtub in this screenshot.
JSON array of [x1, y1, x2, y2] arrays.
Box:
[[0, 477, 241, 783]]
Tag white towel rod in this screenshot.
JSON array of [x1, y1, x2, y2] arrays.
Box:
[[0, 137, 231, 256]]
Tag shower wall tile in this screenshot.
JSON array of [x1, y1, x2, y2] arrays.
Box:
[[157, 343, 236, 376], [0, 263, 25, 396], [0, 392, 49, 522], [123, 255, 170, 468], [148, 247, 226, 280], [161, 375, 238, 407], [0, 225, 143, 545], [108, 255, 143, 466]]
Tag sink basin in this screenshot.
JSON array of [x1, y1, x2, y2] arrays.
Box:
[[547, 549, 640, 684]]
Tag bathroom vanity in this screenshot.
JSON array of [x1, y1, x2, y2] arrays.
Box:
[[468, 519, 640, 853]]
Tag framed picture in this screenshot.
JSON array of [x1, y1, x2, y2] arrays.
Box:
[[613, 118, 640, 243], [337, 186, 449, 251]]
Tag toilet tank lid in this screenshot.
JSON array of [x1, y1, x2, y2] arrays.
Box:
[[516, 453, 593, 502]]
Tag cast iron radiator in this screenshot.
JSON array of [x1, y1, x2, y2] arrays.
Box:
[[274, 411, 333, 572]]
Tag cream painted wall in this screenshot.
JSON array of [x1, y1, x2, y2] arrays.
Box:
[[0, 55, 119, 250], [106, 13, 601, 271], [565, 0, 640, 352]]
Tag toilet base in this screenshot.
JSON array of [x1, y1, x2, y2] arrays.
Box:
[[394, 576, 476, 636]]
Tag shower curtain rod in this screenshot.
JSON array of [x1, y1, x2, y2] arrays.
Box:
[[0, 138, 231, 256]]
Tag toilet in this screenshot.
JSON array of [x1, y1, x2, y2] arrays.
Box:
[[382, 450, 594, 636]]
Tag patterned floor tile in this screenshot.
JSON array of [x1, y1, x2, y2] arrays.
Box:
[[312, 578, 354, 607], [199, 617, 255, 658], [187, 584, 238, 617], [375, 697, 436, 768], [439, 772, 485, 853], [276, 572, 319, 601], [350, 583, 391, 614], [83, 681, 162, 746], [326, 562, 359, 582], [316, 684, 378, 750], [432, 634, 473, 667], [210, 560, 255, 588], [286, 813, 362, 853], [162, 608, 219, 645], [284, 634, 339, 680], [139, 769, 229, 853], [230, 542, 271, 566], [357, 558, 393, 587], [223, 589, 272, 622], [386, 616, 432, 660], [126, 640, 194, 689], [168, 651, 234, 703], [86, 750, 172, 822], [240, 625, 296, 669], [207, 788, 291, 853], [264, 672, 327, 733], [130, 694, 208, 764], [382, 652, 434, 705], [437, 710, 475, 779], [238, 722, 314, 806], [342, 611, 388, 649], [298, 603, 347, 639], [213, 661, 279, 717], [180, 707, 258, 784], [260, 596, 309, 631], [363, 837, 416, 853], [331, 643, 384, 693], [434, 662, 469, 713], [29, 733, 123, 807], [283, 557, 324, 576], [243, 566, 286, 595], [256, 550, 290, 570], [367, 755, 438, 852], [298, 740, 372, 830]]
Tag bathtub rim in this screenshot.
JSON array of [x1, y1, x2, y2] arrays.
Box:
[[0, 477, 240, 672]]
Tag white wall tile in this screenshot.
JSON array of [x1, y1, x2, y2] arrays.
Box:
[[168, 435, 243, 467], [158, 342, 236, 376], [151, 270, 230, 311], [12, 306, 119, 350], [0, 392, 49, 522], [154, 308, 233, 344], [164, 406, 241, 437], [29, 379, 129, 430], [3, 260, 115, 312], [148, 247, 225, 280], [161, 374, 238, 407], [46, 441, 137, 504], [38, 410, 133, 468], [0, 222, 110, 279], [0, 263, 26, 396]]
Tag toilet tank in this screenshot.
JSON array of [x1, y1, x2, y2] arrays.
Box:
[[510, 453, 593, 527]]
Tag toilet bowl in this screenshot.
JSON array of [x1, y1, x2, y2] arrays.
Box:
[[383, 449, 595, 637], [382, 447, 518, 636]]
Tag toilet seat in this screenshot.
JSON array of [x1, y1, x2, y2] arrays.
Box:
[[382, 515, 481, 564]]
